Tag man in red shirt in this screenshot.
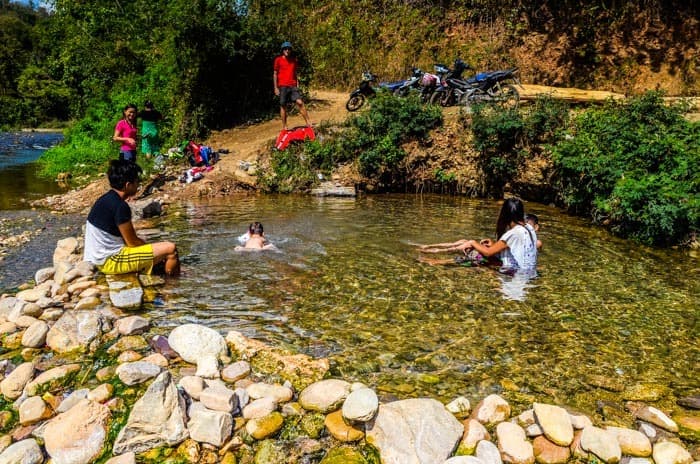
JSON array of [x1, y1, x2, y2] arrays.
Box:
[[273, 41, 312, 131]]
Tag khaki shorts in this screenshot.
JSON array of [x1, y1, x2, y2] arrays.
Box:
[[99, 244, 154, 275]]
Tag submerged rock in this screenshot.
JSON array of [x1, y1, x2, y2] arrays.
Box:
[[107, 275, 144, 309]]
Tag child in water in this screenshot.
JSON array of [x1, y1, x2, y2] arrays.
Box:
[[235, 222, 276, 251], [417, 198, 538, 273], [525, 213, 543, 250]]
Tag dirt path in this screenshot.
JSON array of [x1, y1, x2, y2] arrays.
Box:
[[203, 90, 349, 187]]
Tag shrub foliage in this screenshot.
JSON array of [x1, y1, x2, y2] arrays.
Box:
[[552, 92, 699, 246]]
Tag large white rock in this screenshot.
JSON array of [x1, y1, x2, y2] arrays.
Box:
[[21, 320, 49, 348], [246, 382, 293, 403], [168, 323, 227, 364], [44, 398, 111, 464], [533, 402, 574, 446], [0, 438, 44, 464], [116, 361, 162, 385], [635, 406, 679, 433], [113, 371, 188, 454], [366, 397, 463, 464]]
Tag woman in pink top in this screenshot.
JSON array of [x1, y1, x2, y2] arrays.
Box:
[[113, 103, 138, 162]]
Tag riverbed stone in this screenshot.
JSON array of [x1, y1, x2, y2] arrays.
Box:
[[117, 350, 142, 363], [107, 334, 149, 354], [652, 441, 693, 464], [14, 315, 38, 328], [56, 388, 89, 413], [25, 363, 81, 396], [46, 310, 103, 353], [141, 353, 168, 367], [114, 315, 149, 335], [0, 321, 18, 335], [200, 385, 238, 412], [247, 382, 293, 403], [53, 260, 73, 285], [107, 275, 144, 309], [226, 329, 330, 391], [459, 418, 491, 454], [21, 320, 49, 348], [113, 371, 188, 454], [67, 280, 96, 296], [243, 396, 278, 419], [446, 396, 472, 419], [116, 361, 162, 385], [53, 237, 79, 263], [19, 396, 52, 425], [532, 435, 571, 464], [44, 399, 109, 464], [534, 402, 574, 446], [16, 286, 49, 303], [623, 384, 670, 402], [0, 438, 44, 464], [221, 360, 250, 382], [87, 383, 114, 403], [477, 437, 504, 464], [366, 397, 463, 464], [246, 411, 284, 440], [677, 396, 700, 410], [569, 412, 593, 430], [473, 394, 511, 426], [74, 296, 101, 310], [634, 406, 679, 432], [105, 453, 136, 464], [168, 323, 226, 377], [497, 421, 535, 464], [446, 458, 486, 464], [342, 387, 379, 423], [299, 379, 351, 413], [1, 362, 35, 399], [325, 409, 365, 442], [178, 375, 205, 400], [675, 415, 700, 441], [606, 426, 652, 456], [581, 426, 621, 463], [35, 267, 55, 285], [187, 402, 233, 447]]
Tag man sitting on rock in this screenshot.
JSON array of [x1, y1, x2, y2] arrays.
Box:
[[83, 159, 180, 276]]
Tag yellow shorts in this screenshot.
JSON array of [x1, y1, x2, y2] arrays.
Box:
[[99, 244, 155, 275]]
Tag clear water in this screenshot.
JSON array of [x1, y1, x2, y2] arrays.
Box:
[[0, 131, 66, 210], [135, 194, 699, 414]]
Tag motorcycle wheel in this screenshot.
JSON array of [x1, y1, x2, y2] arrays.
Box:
[[464, 88, 488, 114], [393, 87, 409, 97], [346, 94, 366, 112], [495, 84, 520, 109]]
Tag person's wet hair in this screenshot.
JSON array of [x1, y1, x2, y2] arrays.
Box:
[[248, 222, 264, 235], [496, 198, 525, 238], [108, 159, 142, 190]]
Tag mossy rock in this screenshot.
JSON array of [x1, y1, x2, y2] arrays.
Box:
[[300, 413, 327, 439], [455, 442, 475, 456], [320, 445, 368, 464], [254, 439, 286, 464]]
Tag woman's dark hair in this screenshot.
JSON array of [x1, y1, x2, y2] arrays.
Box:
[[122, 103, 137, 117], [144, 101, 154, 109], [248, 222, 264, 235], [108, 159, 142, 190], [496, 198, 525, 238]]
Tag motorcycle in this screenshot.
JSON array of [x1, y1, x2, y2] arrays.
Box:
[[430, 65, 521, 110], [346, 71, 378, 112], [346, 68, 427, 112]]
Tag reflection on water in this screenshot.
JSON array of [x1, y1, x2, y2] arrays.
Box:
[[135, 194, 698, 414]]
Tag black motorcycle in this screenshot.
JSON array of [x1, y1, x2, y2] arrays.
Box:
[[431, 64, 521, 110], [346, 71, 378, 112]]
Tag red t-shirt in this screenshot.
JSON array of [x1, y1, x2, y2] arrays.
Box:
[[274, 55, 298, 87]]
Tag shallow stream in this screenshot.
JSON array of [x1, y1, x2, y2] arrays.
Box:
[[141, 194, 698, 415]]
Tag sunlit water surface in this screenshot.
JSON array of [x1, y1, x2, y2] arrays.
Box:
[[136, 194, 698, 414]]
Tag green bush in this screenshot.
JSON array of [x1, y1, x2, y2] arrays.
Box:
[[552, 91, 699, 245]]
